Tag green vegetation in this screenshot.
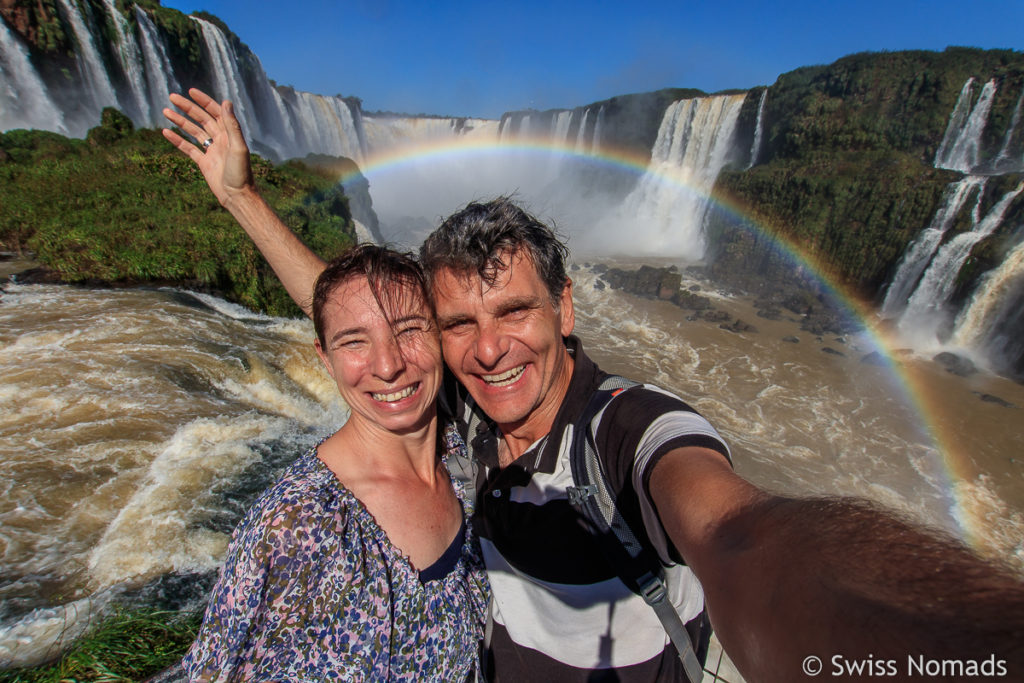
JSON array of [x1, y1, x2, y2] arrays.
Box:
[[0, 608, 200, 682], [708, 48, 1024, 304], [757, 48, 1024, 165], [1, 107, 357, 317], [709, 151, 958, 297]]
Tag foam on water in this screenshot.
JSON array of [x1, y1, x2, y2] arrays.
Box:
[[0, 284, 345, 666]]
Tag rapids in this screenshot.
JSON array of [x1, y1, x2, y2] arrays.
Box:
[[1, 267, 1021, 667]]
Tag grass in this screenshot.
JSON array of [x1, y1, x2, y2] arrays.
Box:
[[0, 609, 201, 683]]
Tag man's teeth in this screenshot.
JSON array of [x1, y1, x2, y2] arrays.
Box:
[[483, 365, 525, 387], [372, 385, 416, 402]]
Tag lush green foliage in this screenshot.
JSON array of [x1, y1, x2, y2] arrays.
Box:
[[1, 108, 356, 317], [709, 151, 958, 297], [0, 608, 200, 682], [758, 48, 1024, 165], [710, 48, 1024, 304]]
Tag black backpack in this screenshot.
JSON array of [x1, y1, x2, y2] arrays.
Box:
[[565, 375, 707, 683], [451, 375, 709, 683]]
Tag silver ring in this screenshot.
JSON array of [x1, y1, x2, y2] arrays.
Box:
[[201, 138, 213, 150]]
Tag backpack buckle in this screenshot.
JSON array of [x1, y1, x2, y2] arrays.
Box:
[[566, 484, 598, 506], [637, 571, 667, 605]]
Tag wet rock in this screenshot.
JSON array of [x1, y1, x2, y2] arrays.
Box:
[[861, 351, 887, 366], [721, 319, 758, 334], [603, 265, 681, 301], [594, 279, 606, 291], [701, 310, 731, 324], [974, 392, 1016, 408], [933, 352, 978, 377], [783, 336, 801, 343], [822, 347, 846, 356], [12, 266, 61, 284], [674, 289, 712, 311]]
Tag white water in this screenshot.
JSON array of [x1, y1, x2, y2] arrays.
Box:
[[952, 236, 1024, 352], [589, 93, 746, 258], [192, 18, 262, 145], [881, 176, 986, 317], [56, 0, 120, 126], [574, 108, 591, 152], [135, 6, 181, 127], [935, 79, 997, 173], [747, 89, 767, 169], [0, 20, 66, 133], [896, 182, 1024, 346], [3, 275, 1022, 667], [0, 284, 346, 667], [100, 0, 149, 124]]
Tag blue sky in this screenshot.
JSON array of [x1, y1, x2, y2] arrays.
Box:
[[161, 0, 1023, 119]]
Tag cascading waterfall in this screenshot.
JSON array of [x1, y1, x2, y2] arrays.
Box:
[[897, 182, 1024, 343], [747, 89, 767, 169], [135, 6, 181, 125], [591, 105, 605, 152], [881, 176, 986, 317], [574, 109, 591, 152], [0, 20, 66, 133], [952, 237, 1024, 349], [883, 74, 1024, 370], [192, 17, 263, 146], [552, 110, 573, 144], [598, 93, 746, 258], [994, 89, 1024, 172], [56, 0, 120, 124], [934, 79, 998, 172], [99, 0, 149, 124]]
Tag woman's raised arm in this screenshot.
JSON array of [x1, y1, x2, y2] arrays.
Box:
[[163, 88, 327, 316]]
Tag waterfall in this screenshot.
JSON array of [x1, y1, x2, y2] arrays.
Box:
[[951, 235, 1024, 371], [551, 111, 573, 147], [881, 176, 986, 317], [747, 89, 767, 169], [896, 181, 1024, 342], [135, 7, 181, 128], [600, 93, 747, 258], [994, 89, 1024, 172], [100, 0, 149, 124], [0, 20, 66, 133], [273, 89, 365, 161], [591, 105, 605, 151], [192, 18, 262, 142], [574, 109, 591, 152], [934, 79, 997, 172], [880, 74, 1024, 371], [56, 0, 120, 127]]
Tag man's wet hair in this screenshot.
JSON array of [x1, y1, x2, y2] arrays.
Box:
[[312, 244, 431, 347], [419, 197, 570, 307]]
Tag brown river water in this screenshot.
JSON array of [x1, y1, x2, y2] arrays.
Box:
[[0, 258, 1021, 668]]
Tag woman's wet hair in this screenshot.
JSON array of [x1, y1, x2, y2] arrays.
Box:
[[312, 245, 432, 347]]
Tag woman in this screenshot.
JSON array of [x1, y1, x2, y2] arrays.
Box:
[[165, 96, 488, 680]]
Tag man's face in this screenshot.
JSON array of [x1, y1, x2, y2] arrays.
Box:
[[432, 249, 575, 442]]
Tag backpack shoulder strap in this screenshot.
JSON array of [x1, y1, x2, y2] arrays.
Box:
[[566, 375, 704, 683]]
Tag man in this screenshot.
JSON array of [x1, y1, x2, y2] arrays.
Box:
[[165, 90, 1024, 682]]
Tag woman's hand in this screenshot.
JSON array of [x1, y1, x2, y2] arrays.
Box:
[[162, 88, 255, 207]]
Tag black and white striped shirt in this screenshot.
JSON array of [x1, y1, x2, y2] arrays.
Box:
[[447, 336, 731, 682]]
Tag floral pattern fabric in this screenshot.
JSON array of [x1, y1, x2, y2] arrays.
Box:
[[182, 424, 489, 682]]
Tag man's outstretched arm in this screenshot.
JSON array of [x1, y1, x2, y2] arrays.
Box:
[[163, 88, 326, 315], [650, 447, 1024, 682]]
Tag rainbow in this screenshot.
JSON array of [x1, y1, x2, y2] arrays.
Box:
[[329, 135, 980, 543]]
